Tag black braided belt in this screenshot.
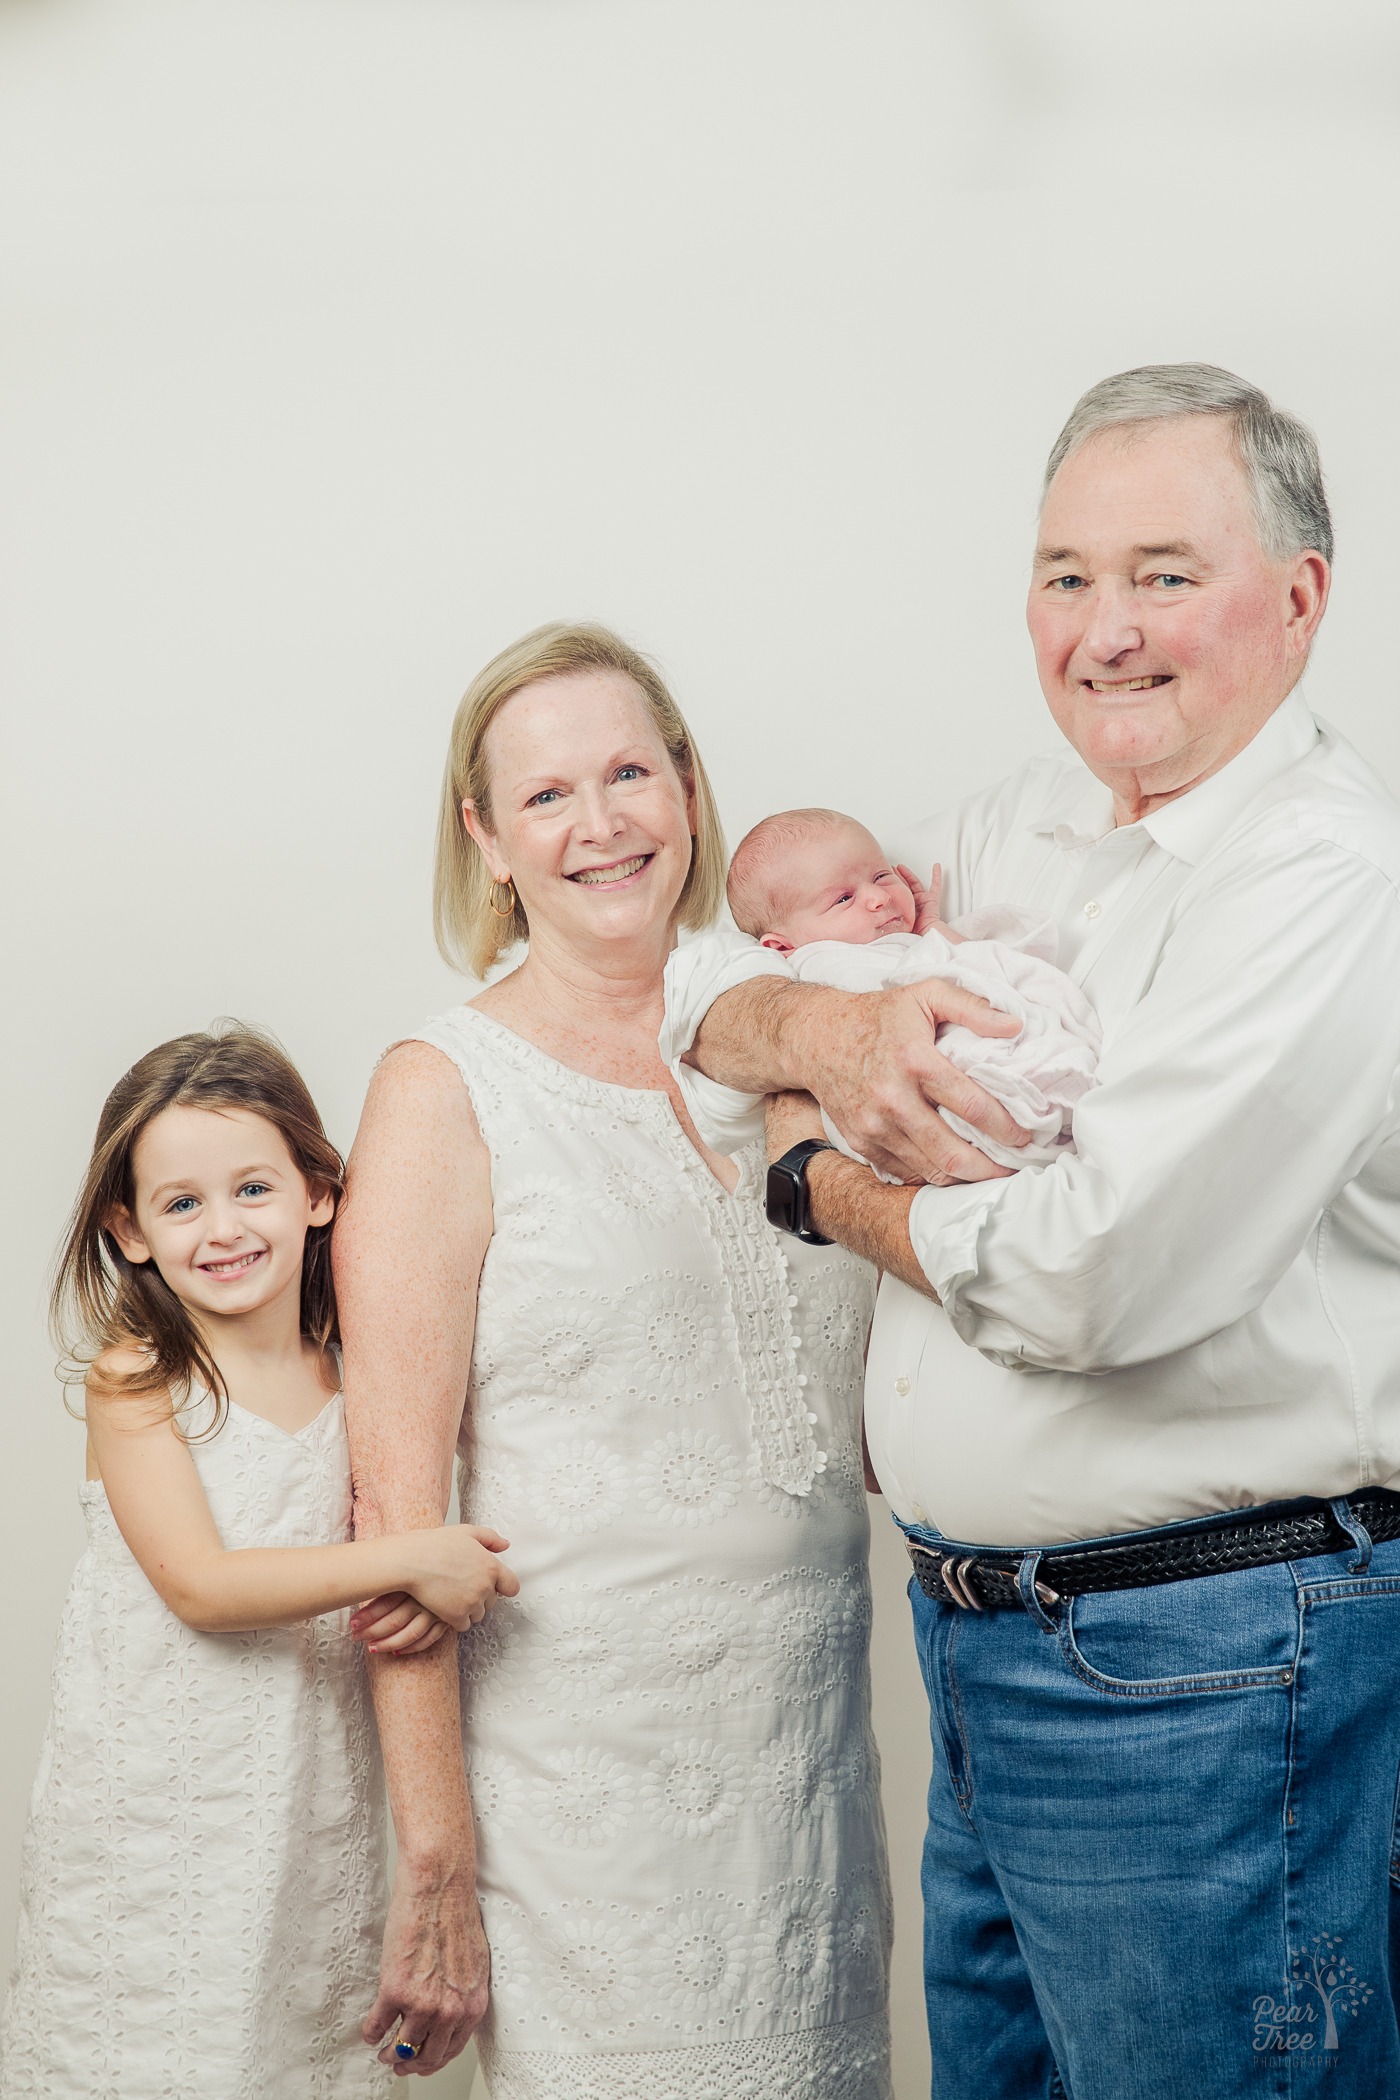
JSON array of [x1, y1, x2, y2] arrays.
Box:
[[907, 1489, 1400, 1613]]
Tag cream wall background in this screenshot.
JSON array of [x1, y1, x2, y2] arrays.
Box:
[[3, 2, 1400, 2094]]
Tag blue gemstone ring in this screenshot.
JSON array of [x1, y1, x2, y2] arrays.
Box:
[[394, 2036, 422, 2061]]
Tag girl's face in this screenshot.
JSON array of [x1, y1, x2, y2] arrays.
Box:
[[464, 669, 697, 969], [108, 1106, 333, 1326]]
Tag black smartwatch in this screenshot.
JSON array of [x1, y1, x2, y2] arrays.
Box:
[[765, 1139, 835, 1245]]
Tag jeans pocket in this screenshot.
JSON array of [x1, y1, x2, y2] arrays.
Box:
[[1060, 1562, 1299, 1696]]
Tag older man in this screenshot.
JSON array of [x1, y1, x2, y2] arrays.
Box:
[[668, 366, 1400, 2098]]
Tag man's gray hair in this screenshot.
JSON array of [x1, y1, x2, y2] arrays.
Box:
[[1043, 363, 1333, 566]]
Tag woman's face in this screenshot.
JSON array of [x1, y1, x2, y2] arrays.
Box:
[[466, 669, 697, 965]]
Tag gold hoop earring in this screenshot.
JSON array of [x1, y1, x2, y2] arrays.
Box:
[[489, 878, 516, 918]]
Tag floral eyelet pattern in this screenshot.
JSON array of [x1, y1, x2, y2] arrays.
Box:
[[641, 1740, 745, 1839], [535, 1440, 629, 1534], [637, 1430, 744, 1528], [406, 1007, 889, 2095], [532, 1749, 636, 1848]]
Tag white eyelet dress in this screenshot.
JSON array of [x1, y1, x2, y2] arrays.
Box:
[[412, 1005, 892, 2100], [0, 1393, 391, 2100]]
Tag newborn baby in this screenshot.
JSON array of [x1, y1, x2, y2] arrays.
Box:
[[720, 806, 1103, 1173]]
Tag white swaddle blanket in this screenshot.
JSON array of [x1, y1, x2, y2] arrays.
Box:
[[661, 909, 1102, 1175]]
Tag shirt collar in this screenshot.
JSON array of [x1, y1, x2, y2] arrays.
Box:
[[1029, 688, 1320, 865], [1138, 689, 1320, 867], [1029, 773, 1115, 850]]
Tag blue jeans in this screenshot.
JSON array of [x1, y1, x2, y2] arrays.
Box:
[[903, 1509, 1400, 2099]]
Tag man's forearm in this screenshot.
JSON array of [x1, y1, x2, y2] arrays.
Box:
[[805, 1149, 935, 1298], [690, 979, 835, 1094]]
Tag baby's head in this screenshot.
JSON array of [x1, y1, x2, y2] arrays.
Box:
[[727, 808, 917, 953]]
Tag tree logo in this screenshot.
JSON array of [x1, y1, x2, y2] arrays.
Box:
[[1291, 1935, 1374, 2052]]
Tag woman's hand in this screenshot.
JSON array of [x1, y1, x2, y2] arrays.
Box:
[[363, 1856, 490, 2076]]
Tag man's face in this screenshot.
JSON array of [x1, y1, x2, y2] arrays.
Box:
[[1027, 416, 1327, 814]]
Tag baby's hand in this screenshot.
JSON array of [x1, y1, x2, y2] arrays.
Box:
[[897, 862, 961, 943]]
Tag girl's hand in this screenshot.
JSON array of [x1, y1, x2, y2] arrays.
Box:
[[351, 1592, 455, 1656], [397, 1525, 520, 1635]]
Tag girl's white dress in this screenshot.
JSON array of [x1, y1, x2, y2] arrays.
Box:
[[414, 1005, 892, 2100], [0, 1391, 391, 2100]]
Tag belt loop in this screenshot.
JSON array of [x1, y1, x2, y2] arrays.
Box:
[[1017, 1551, 1058, 1632], [1330, 1497, 1373, 1575]]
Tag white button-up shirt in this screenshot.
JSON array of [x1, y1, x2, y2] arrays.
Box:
[[666, 691, 1400, 1545]]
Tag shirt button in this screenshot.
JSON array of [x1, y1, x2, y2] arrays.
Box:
[[894, 1376, 911, 1396], [1083, 900, 1101, 919]]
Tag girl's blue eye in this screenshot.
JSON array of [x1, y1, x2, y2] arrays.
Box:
[[239, 1182, 271, 1198], [167, 1196, 198, 1215]]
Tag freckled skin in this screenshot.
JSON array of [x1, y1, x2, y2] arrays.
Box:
[[336, 669, 734, 2074], [336, 1048, 497, 2073]]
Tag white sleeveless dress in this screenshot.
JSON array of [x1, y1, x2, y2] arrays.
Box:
[[413, 1004, 892, 2100], [0, 1392, 391, 2100]]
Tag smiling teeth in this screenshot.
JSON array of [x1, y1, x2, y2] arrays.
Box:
[[1088, 676, 1170, 692], [572, 856, 648, 885], [202, 1252, 262, 1275]]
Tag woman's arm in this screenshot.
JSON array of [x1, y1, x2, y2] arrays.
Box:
[[334, 1040, 496, 2079], [87, 1362, 516, 1645]]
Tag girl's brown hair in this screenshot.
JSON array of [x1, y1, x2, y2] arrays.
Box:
[[52, 1024, 344, 1430]]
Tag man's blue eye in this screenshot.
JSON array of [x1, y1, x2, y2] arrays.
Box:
[[1154, 573, 1189, 588], [1052, 575, 1087, 591]]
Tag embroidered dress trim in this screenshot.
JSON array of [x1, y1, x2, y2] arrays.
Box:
[[413, 1008, 826, 1495], [481, 2012, 891, 2100]]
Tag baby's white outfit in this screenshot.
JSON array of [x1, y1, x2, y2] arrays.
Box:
[[0, 1392, 390, 2100], [662, 911, 1102, 1173]]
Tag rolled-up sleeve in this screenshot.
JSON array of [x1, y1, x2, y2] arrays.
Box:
[[909, 832, 1400, 1374], [661, 925, 794, 1154]]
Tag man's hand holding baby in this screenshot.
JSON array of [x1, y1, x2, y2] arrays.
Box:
[[779, 978, 1024, 1186]]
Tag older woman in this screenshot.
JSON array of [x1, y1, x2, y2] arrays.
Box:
[[335, 624, 890, 2097]]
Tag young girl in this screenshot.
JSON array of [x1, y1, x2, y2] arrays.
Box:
[[0, 1027, 517, 2099]]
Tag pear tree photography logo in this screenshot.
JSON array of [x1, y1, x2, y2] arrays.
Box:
[[1252, 1934, 1374, 2060]]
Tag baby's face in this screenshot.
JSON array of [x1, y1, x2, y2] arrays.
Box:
[[763, 821, 917, 950]]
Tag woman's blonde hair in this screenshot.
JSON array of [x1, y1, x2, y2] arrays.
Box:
[[52, 1024, 344, 1433], [433, 622, 727, 978]]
